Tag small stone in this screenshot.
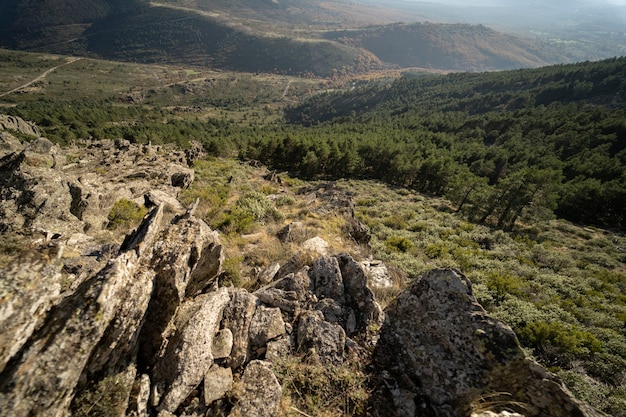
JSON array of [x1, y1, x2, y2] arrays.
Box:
[[212, 329, 233, 359], [204, 366, 233, 405]]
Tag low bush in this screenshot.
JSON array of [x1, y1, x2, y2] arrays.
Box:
[[385, 236, 414, 253], [106, 199, 147, 231]]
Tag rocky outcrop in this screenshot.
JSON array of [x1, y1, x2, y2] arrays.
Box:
[[373, 268, 606, 417], [0, 133, 194, 237], [0, 115, 41, 138], [0, 125, 605, 417]]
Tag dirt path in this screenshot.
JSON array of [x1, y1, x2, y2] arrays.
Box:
[[0, 57, 82, 98]]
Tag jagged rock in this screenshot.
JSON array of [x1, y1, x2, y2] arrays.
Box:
[[203, 365, 233, 405], [171, 170, 194, 189], [137, 213, 223, 369], [296, 310, 346, 365], [315, 298, 344, 324], [128, 374, 151, 417], [310, 255, 346, 303], [25, 137, 53, 154], [212, 329, 234, 359], [184, 141, 204, 167], [0, 149, 86, 235], [153, 287, 231, 413], [345, 216, 371, 244], [274, 252, 315, 281], [255, 268, 316, 320], [258, 262, 280, 284], [84, 207, 164, 379], [265, 337, 291, 363], [0, 114, 41, 138], [222, 289, 259, 369], [337, 253, 384, 335], [144, 190, 186, 213], [229, 360, 282, 417], [361, 259, 394, 288], [0, 244, 64, 373], [254, 286, 302, 316], [248, 305, 286, 349], [0, 132, 22, 157], [374, 268, 604, 417], [0, 242, 147, 416]]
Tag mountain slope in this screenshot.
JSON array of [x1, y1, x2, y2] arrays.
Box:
[[325, 22, 557, 71], [0, 0, 593, 74]]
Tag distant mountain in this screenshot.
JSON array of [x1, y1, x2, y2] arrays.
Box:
[[325, 22, 558, 71], [0, 0, 617, 75]]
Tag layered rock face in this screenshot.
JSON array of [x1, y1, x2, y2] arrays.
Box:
[[0, 123, 606, 417]]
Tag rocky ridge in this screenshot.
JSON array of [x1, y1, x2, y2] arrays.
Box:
[[0, 118, 606, 416]]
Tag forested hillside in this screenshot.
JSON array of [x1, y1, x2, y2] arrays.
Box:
[[254, 58, 626, 229], [4, 52, 624, 229]]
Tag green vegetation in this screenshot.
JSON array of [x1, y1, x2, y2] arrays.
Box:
[[349, 180, 626, 415], [106, 199, 148, 231]]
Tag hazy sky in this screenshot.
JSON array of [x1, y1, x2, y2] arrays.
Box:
[[392, 0, 626, 28]]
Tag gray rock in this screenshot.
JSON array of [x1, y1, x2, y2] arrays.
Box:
[[0, 245, 63, 374], [212, 329, 234, 359], [222, 289, 259, 369], [258, 262, 280, 284], [171, 170, 194, 188], [375, 268, 604, 417], [0, 114, 41, 138], [204, 365, 233, 405], [310, 255, 345, 303], [84, 207, 164, 377], [229, 360, 282, 417], [153, 287, 231, 413], [137, 214, 223, 369], [296, 310, 345, 365], [277, 221, 307, 243], [127, 374, 151, 417], [25, 137, 53, 154], [0, 249, 143, 416], [302, 236, 330, 255], [265, 337, 292, 363], [337, 253, 384, 335], [249, 305, 286, 349]]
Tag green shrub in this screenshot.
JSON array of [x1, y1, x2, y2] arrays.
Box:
[[220, 257, 243, 287], [424, 242, 449, 259], [213, 208, 256, 235], [516, 321, 603, 358], [485, 271, 525, 304], [235, 192, 283, 222], [274, 195, 296, 206], [382, 215, 408, 230], [106, 199, 147, 231], [385, 236, 414, 253]]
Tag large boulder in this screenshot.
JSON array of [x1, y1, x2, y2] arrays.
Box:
[[374, 268, 605, 417]]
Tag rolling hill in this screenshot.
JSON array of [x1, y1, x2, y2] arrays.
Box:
[[0, 0, 607, 75]]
